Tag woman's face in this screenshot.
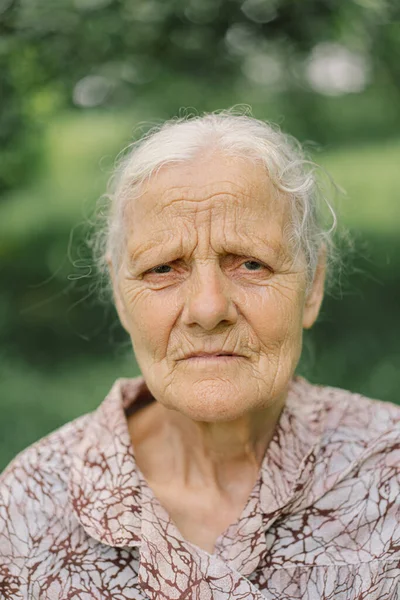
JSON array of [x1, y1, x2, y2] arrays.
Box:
[[111, 153, 325, 422]]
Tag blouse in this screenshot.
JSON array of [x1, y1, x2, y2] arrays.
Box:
[[1, 374, 400, 599]]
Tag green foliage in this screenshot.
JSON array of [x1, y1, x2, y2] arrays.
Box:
[[1, 0, 400, 192]]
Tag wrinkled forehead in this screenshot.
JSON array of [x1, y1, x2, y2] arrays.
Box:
[[125, 154, 289, 231]]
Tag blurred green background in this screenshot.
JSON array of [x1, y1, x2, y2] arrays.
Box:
[[1, 0, 399, 471]]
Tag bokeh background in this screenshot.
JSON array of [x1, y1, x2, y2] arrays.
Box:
[[1, 0, 399, 471]]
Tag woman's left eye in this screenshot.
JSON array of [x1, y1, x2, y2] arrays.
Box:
[[242, 260, 264, 271]]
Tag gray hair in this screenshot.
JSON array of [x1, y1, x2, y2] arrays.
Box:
[[91, 108, 343, 298]]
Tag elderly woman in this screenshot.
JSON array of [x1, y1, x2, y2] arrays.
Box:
[[1, 111, 399, 600]]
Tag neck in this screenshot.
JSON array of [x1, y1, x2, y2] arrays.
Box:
[[129, 395, 285, 497]]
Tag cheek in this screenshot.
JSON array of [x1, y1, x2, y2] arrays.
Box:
[[247, 285, 304, 348], [123, 287, 180, 357]]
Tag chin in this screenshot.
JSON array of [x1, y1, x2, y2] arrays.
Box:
[[178, 403, 245, 423], [166, 378, 255, 423]]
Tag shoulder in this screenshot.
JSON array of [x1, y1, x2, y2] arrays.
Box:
[[298, 376, 400, 443], [291, 379, 400, 563], [296, 377, 400, 498], [316, 380, 400, 487], [0, 412, 92, 569], [1, 411, 92, 489], [305, 379, 400, 519]]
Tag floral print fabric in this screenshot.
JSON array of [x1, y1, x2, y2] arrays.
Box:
[[1, 375, 400, 599]]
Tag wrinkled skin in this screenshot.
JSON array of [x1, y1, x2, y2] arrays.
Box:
[[110, 153, 325, 424], [109, 152, 326, 551]]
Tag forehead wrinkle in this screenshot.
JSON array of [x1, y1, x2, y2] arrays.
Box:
[[127, 220, 193, 264], [214, 223, 287, 260], [128, 200, 289, 264], [131, 159, 281, 222], [157, 191, 254, 218], [128, 220, 286, 266], [142, 171, 264, 214], [207, 196, 290, 257], [126, 165, 291, 264], [153, 174, 256, 202]]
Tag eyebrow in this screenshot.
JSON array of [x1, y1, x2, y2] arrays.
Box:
[[129, 236, 285, 267]]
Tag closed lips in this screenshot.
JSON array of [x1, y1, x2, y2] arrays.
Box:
[[183, 352, 242, 358]]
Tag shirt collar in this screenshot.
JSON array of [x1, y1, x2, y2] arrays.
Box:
[[68, 374, 323, 549], [212, 376, 324, 575], [68, 376, 149, 547], [259, 375, 324, 517]]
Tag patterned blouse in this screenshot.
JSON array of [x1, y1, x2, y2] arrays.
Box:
[[1, 375, 400, 599]]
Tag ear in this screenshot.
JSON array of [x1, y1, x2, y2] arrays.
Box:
[[302, 244, 327, 330], [106, 254, 130, 334]]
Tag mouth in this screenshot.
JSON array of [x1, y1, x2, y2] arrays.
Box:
[[180, 353, 245, 361]]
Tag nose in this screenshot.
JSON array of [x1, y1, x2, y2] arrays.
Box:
[[182, 261, 238, 331]]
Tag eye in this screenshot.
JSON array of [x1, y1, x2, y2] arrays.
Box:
[[149, 264, 172, 275], [143, 259, 272, 279], [243, 260, 264, 271], [241, 260, 272, 274]]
